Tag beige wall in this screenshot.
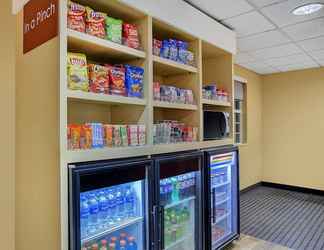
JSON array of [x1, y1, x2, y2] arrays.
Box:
[[0, 0, 15, 249], [262, 67, 324, 191], [234, 65, 263, 190]]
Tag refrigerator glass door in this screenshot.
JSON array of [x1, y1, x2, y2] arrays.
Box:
[[210, 151, 238, 249], [158, 154, 202, 250], [70, 161, 152, 250]]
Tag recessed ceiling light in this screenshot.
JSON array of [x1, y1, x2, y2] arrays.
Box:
[[292, 3, 324, 16]]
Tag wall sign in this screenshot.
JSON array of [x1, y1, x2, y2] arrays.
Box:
[[23, 0, 58, 54]]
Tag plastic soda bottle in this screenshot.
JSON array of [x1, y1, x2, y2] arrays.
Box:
[[119, 240, 127, 250], [108, 243, 116, 250], [115, 187, 125, 222], [88, 193, 99, 234], [171, 177, 180, 202], [125, 185, 136, 218], [127, 236, 138, 250], [80, 194, 90, 239], [92, 243, 99, 250], [106, 188, 117, 225], [98, 191, 109, 229]]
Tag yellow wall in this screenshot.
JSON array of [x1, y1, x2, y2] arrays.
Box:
[[0, 0, 15, 249], [262, 67, 324, 191], [234, 65, 263, 190]]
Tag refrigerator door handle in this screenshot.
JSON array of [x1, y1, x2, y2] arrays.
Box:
[[159, 205, 165, 250], [153, 205, 159, 249], [212, 188, 216, 224]]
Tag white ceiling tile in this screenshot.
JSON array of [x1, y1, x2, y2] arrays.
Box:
[[265, 53, 315, 66], [224, 11, 275, 37], [261, 0, 324, 27], [186, 0, 253, 20], [318, 60, 324, 66], [297, 36, 324, 51], [308, 49, 324, 61], [249, 43, 302, 60], [277, 61, 319, 71], [248, 0, 286, 8], [238, 30, 291, 51], [240, 61, 280, 74], [235, 52, 257, 63], [283, 17, 324, 41]]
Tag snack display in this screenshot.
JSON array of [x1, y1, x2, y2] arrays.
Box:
[[88, 64, 109, 94], [154, 82, 195, 105], [109, 65, 126, 96], [105, 16, 122, 44], [153, 121, 198, 144], [203, 84, 229, 102], [85, 7, 107, 39], [123, 23, 140, 49], [67, 53, 89, 91], [67, 124, 146, 150], [67, 1, 86, 33], [155, 38, 195, 66], [125, 65, 144, 98]]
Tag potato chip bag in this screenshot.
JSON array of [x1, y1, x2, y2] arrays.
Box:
[[125, 65, 144, 98], [109, 65, 126, 96], [88, 64, 109, 94], [103, 125, 113, 147], [67, 1, 86, 33], [123, 23, 140, 49], [106, 17, 122, 44], [67, 53, 89, 91], [80, 125, 92, 149], [85, 7, 107, 39], [69, 124, 81, 150]]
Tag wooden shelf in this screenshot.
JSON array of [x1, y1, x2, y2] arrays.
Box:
[[202, 99, 231, 107], [67, 29, 146, 60], [66, 90, 147, 106], [153, 101, 198, 110], [153, 55, 198, 75]]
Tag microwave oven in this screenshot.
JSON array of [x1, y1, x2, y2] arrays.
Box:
[[203, 111, 230, 140]]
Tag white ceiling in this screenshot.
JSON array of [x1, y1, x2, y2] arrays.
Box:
[[186, 0, 324, 74]]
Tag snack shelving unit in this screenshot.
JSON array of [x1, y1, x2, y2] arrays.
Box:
[[15, 0, 236, 249]]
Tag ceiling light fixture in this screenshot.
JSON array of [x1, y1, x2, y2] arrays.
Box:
[[292, 3, 324, 15]]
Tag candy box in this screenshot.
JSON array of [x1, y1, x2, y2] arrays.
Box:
[[138, 125, 146, 146], [161, 40, 170, 59], [177, 40, 189, 64], [186, 51, 195, 66], [88, 123, 104, 148], [85, 7, 106, 39], [169, 39, 178, 61], [80, 124, 92, 149], [68, 124, 81, 150], [169, 86, 178, 103], [123, 23, 140, 49], [88, 64, 109, 94], [109, 65, 126, 96], [125, 65, 144, 98], [67, 53, 89, 91], [120, 125, 128, 147], [113, 125, 122, 147], [185, 89, 194, 104], [67, 1, 86, 33], [153, 38, 162, 56], [153, 82, 161, 101], [177, 88, 186, 104], [160, 85, 172, 102], [128, 125, 139, 146], [106, 16, 122, 44], [103, 125, 113, 147]]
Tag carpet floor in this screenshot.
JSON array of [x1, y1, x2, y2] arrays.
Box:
[[240, 186, 324, 250]]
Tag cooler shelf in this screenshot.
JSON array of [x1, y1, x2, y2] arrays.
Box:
[[165, 233, 193, 250], [165, 196, 196, 209]]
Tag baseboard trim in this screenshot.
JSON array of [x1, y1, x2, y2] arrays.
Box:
[[261, 182, 324, 196], [240, 182, 262, 194]]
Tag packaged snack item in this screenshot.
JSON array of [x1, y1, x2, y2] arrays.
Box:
[[109, 65, 126, 96], [113, 125, 122, 147], [67, 53, 89, 91], [103, 125, 113, 147], [160, 85, 171, 102], [125, 65, 144, 98], [153, 39, 162, 56], [123, 23, 140, 49], [169, 39, 178, 61], [67, 1, 86, 33], [186, 51, 195, 66], [138, 125, 146, 146], [88, 123, 104, 148], [185, 89, 194, 104], [120, 125, 128, 147], [161, 40, 170, 59], [177, 88, 186, 104], [177, 40, 189, 64], [88, 64, 109, 94], [153, 82, 161, 101], [128, 125, 139, 146], [106, 17, 122, 44], [80, 124, 92, 149], [85, 7, 106, 39], [169, 86, 178, 103], [69, 124, 81, 150]]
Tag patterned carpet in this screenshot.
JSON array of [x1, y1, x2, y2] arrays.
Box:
[[240, 186, 324, 250]]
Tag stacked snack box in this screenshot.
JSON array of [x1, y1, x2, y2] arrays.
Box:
[[203, 84, 229, 102], [153, 82, 195, 105]]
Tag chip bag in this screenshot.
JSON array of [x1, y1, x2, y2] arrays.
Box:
[[68, 124, 81, 150], [80, 124, 92, 149], [106, 16, 122, 44], [67, 1, 86, 32], [67, 53, 89, 91], [109, 65, 126, 96], [125, 65, 144, 98], [103, 124, 113, 147], [88, 64, 109, 94], [85, 7, 107, 39], [123, 23, 140, 49]]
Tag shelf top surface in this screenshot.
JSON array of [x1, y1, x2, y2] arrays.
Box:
[[153, 101, 198, 111], [153, 55, 198, 76], [202, 99, 232, 107]]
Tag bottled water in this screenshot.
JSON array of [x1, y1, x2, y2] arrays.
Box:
[[88, 193, 99, 234], [125, 185, 137, 218], [127, 236, 138, 250], [106, 188, 117, 225], [171, 177, 180, 202], [98, 191, 109, 229], [115, 186, 125, 222], [80, 194, 90, 239]]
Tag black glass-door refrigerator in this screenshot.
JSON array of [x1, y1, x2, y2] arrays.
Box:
[[204, 146, 240, 250], [153, 151, 204, 250], [69, 158, 154, 250]]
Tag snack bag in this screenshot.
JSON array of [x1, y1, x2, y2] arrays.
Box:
[[120, 125, 128, 147], [80, 124, 92, 149], [69, 124, 81, 150], [153, 82, 161, 101], [113, 125, 122, 147], [106, 17, 122, 44], [85, 7, 106, 39], [109, 65, 126, 96], [153, 39, 162, 56], [88, 64, 109, 94], [125, 65, 144, 98], [161, 40, 170, 59], [128, 125, 139, 146], [138, 125, 146, 146], [103, 124, 113, 147], [67, 1, 86, 32], [169, 39, 178, 61], [177, 40, 189, 64], [123, 23, 140, 49], [67, 53, 89, 91]]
